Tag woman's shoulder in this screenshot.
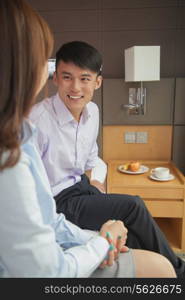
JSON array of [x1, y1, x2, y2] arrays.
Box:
[[0, 151, 31, 185], [0, 149, 38, 216]]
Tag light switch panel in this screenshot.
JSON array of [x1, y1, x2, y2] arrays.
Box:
[[124, 132, 136, 143], [136, 132, 148, 143]]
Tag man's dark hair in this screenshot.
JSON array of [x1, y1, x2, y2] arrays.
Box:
[[55, 41, 102, 75]]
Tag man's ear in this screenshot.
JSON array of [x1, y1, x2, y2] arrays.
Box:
[[95, 75, 103, 90], [53, 71, 58, 87]]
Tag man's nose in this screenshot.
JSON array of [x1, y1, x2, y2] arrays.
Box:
[[70, 79, 81, 92]]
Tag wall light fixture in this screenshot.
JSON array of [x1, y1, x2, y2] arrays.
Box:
[[124, 46, 160, 115]]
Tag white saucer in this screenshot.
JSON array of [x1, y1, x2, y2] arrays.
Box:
[[118, 165, 149, 175], [149, 173, 175, 181]]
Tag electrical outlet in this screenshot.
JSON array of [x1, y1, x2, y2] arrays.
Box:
[[136, 132, 148, 143], [124, 132, 136, 143]]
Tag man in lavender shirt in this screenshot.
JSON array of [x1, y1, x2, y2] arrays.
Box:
[[29, 41, 185, 278]]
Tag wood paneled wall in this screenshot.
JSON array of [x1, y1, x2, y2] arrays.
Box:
[[103, 125, 172, 161], [103, 78, 174, 125], [28, 0, 185, 78]]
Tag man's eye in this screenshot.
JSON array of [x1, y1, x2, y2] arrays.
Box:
[[81, 77, 90, 81], [63, 75, 71, 80]]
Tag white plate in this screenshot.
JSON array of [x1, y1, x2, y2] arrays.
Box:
[[149, 173, 175, 181], [118, 165, 149, 174]]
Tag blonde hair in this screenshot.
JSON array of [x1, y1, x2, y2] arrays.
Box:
[[0, 0, 54, 170]]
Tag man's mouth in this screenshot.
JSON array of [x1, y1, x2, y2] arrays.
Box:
[[67, 95, 84, 100]]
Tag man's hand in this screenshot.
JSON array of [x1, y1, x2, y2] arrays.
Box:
[[90, 179, 106, 193]]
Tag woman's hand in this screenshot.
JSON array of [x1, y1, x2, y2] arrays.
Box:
[[99, 220, 128, 268]]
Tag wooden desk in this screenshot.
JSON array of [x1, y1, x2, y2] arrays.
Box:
[[107, 160, 185, 253]]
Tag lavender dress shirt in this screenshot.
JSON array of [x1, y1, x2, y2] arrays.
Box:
[[29, 93, 99, 196]]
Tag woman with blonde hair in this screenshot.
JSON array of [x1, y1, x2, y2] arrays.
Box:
[[0, 0, 176, 278]]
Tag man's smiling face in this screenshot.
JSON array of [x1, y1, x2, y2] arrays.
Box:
[[53, 61, 102, 121]]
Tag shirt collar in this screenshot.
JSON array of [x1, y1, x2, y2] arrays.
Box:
[[80, 105, 91, 124], [53, 93, 91, 126], [53, 93, 74, 126]]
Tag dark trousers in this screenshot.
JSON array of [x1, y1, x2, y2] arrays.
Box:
[[54, 174, 185, 277]]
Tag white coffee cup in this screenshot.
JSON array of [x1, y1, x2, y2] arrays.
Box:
[[151, 167, 170, 179]]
